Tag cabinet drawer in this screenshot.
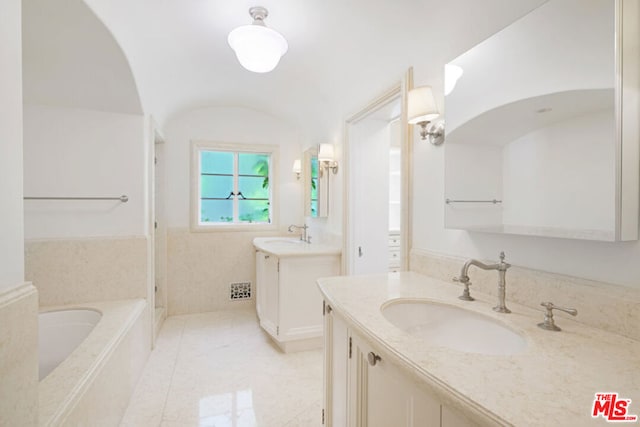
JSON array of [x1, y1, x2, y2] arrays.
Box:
[[388, 236, 401, 247], [388, 258, 401, 268]]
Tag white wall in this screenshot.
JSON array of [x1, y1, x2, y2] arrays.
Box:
[[164, 106, 303, 229], [0, 0, 24, 291], [22, 0, 142, 115], [23, 105, 147, 239]]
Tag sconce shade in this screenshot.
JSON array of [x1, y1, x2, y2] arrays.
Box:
[[408, 86, 440, 124], [228, 7, 288, 73], [292, 159, 301, 174], [318, 143, 335, 162]]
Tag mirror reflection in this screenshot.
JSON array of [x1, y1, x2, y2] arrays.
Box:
[[444, 0, 626, 241], [304, 147, 328, 218]]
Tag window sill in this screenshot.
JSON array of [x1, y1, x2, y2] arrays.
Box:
[[190, 222, 278, 233]]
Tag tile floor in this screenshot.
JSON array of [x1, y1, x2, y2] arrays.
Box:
[[120, 308, 323, 427]]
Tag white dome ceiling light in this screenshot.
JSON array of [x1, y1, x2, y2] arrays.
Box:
[[228, 6, 288, 73]]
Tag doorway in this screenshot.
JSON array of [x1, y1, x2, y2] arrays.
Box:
[[153, 131, 167, 337], [344, 83, 409, 275]]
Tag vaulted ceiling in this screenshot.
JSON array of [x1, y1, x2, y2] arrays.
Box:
[[23, 0, 546, 139]]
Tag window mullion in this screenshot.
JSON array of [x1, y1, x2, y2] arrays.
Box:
[[233, 152, 239, 223]]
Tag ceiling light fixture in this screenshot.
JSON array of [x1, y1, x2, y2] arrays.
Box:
[[228, 6, 288, 73]]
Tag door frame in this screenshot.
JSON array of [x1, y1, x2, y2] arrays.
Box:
[[342, 69, 414, 275]]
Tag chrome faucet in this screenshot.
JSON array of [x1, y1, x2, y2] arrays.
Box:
[[288, 224, 311, 243], [453, 251, 511, 313]]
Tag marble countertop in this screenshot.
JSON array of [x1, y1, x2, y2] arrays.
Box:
[[253, 237, 341, 257], [317, 272, 640, 426]]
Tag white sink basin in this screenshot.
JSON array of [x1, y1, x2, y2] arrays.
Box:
[[381, 300, 527, 355]]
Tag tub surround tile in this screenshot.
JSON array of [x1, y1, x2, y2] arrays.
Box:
[[122, 309, 323, 427], [25, 236, 148, 306], [318, 272, 640, 426], [410, 249, 640, 341], [0, 283, 38, 427], [39, 299, 149, 426]]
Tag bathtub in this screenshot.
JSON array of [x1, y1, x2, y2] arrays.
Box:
[[38, 300, 150, 427], [39, 309, 102, 381]]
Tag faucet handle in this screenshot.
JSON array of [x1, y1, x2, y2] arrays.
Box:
[[538, 302, 578, 331], [453, 276, 474, 301], [498, 251, 511, 269]]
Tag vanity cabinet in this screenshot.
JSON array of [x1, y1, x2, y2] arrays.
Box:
[[255, 250, 340, 352], [323, 305, 477, 427]]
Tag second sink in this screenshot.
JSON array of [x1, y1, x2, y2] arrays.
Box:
[[381, 300, 527, 355]]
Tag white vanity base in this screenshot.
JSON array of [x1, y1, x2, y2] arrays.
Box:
[[253, 237, 342, 354]]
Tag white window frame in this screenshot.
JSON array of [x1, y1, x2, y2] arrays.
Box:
[[191, 141, 279, 232]]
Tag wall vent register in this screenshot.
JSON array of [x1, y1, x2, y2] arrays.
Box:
[[230, 282, 252, 300]]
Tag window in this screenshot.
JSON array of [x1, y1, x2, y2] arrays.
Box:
[[192, 142, 278, 230]]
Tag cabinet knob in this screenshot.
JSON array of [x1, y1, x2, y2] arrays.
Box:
[[367, 352, 381, 366]]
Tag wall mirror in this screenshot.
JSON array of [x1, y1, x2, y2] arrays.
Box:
[[303, 147, 329, 217], [444, 0, 638, 241]]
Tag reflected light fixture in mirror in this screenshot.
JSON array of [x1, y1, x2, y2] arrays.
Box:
[[292, 159, 301, 180], [318, 143, 338, 177], [408, 86, 445, 145], [228, 7, 288, 73], [444, 64, 464, 96]]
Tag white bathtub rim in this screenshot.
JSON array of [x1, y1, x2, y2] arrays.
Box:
[[39, 308, 103, 381], [38, 299, 146, 427], [40, 307, 103, 316]]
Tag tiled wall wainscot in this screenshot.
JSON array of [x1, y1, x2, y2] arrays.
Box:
[[167, 228, 282, 315], [0, 284, 38, 426], [25, 236, 148, 306], [410, 249, 640, 341]]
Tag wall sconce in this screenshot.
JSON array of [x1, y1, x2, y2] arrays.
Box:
[[318, 143, 338, 177], [292, 159, 301, 180], [408, 86, 445, 146]]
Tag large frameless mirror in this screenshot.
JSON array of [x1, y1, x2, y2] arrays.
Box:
[[444, 0, 639, 241]]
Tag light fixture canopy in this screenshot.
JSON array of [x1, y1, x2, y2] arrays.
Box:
[[228, 6, 288, 73], [318, 143, 338, 176], [408, 86, 445, 145]]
